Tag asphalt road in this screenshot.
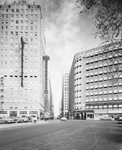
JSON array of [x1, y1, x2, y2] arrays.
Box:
[[0, 120, 122, 150]]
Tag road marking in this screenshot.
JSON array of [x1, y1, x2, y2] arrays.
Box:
[[68, 128, 82, 136]]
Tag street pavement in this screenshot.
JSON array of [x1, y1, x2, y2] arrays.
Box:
[[0, 120, 122, 150]]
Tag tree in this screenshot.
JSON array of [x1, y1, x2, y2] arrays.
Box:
[[76, 0, 122, 84]]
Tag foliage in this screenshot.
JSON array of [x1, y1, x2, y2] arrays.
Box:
[[76, 0, 122, 43], [76, 0, 122, 84]]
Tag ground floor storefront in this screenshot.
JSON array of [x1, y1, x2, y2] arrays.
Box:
[[0, 109, 45, 119], [69, 108, 122, 120]]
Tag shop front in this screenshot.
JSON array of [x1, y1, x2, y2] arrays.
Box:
[[73, 110, 94, 120]]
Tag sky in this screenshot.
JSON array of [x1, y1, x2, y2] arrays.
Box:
[[1, 0, 101, 117], [43, 0, 101, 116]]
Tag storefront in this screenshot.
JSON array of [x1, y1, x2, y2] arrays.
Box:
[[73, 110, 94, 120]]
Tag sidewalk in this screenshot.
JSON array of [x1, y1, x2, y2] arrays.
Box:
[[0, 120, 58, 131]]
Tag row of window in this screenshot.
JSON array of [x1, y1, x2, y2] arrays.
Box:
[[86, 104, 122, 109], [1, 14, 38, 18], [86, 98, 121, 102], [86, 93, 122, 96], [86, 78, 121, 83], [85, 49, 121, 59], [1, 25, 38, 30], [0, 4, 40, 9], [3, 75, 38, 78], [0, 8, 40, 13], [2, 105, 39, 110], [86, 64, 121, 71], [80, 84, 118, 90]]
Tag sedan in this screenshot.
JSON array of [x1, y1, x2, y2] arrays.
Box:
[[0, 117, 5, 124], [60, 117, 67, 121], [118, 117, 122, 124], [16, 117, 24, 123], [3, 117, 15, 124]]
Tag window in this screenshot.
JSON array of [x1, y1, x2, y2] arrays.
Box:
[[16, 9, 19, 12], [16, 20, 18, 24]]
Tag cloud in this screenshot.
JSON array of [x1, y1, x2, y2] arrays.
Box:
[[45, 0, 83, 70], [43, 0, 101, 116], [43, 0, 85, 116]]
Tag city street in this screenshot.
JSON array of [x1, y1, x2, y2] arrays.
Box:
[[0, 120, 122, 150]]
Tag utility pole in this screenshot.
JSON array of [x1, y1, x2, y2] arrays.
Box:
[[20, 37, 26, 87]]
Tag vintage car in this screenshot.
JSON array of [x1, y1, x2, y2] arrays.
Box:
[[60, 117, 67, 121], [2, 117, 15, 124], [118, 117, 122, 124], [0, 117, 5, 124]]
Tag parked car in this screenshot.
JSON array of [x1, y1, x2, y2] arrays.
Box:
[[118, 117, 122, 124], [16, 117, 24, 123], [0, 117, 5, 124], [100, 115, 113, 121], [57, 116, 60, 119], [31, 115, 37, 123], [12, 117, 18, 122], [3, 117, 15, 124], [21, 117, 29, 122], [60, 117, 67, 121]]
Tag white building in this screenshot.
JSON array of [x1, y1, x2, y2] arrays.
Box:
[[69, 44, 122, 120], [62, 73, 69, 116], [0, 1, 46, 118], [48, 79, 54, 119]]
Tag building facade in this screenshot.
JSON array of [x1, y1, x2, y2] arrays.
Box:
[[69, 44, 122, 120], [0, 1, 46, 118], [48, 79, 54, 119], [62, 73, 69, 117]]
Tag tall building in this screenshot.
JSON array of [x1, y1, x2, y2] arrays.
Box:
[[69, 44, 122, 120], [0, 1, 46, 118], [62, 73, 69, 117], [48, 79, 54, 119]]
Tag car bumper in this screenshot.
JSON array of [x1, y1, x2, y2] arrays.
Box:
[[118, 120, 122, 124]]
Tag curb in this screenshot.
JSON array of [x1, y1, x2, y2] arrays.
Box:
[[0, 121, 49, 131], [0, 120, 60, 131]]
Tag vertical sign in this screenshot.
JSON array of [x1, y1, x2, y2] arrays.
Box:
[[21, 37, 25, 87]]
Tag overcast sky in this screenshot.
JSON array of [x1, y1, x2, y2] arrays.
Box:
[[43, 0, 101, 116], [1, 0, 101, 116]]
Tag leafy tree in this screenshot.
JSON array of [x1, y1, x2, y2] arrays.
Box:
[[76, 0, 122, 84]]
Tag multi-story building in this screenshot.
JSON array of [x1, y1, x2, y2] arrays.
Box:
[[69, 44, 122, 120], [48, 79, 54, 119], [0, 1, 46, 118], [62, 73, 69, 117]]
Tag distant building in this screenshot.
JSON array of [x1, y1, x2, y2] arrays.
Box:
[[69, 44, 122, 120], [0, 1, 46, 118], [48, 79, 54, 119], [62, 73, 69, 117]]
